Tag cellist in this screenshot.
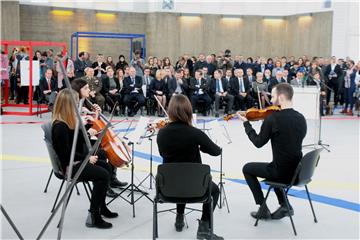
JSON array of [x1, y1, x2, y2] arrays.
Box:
[[237, 83, 307, 220], [71, 79, 128, 198]]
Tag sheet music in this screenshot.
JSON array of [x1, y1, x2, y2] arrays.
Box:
[[126, 117, 150, 144], [206, 120, 230, 148]]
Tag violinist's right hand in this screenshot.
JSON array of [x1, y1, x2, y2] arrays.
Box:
[[89, 155, 98, 164], [87, 128, 97, 137]]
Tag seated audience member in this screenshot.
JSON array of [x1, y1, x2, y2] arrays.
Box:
[[282, 69, 291, 83], [123, 66, 145, 117], [223, 69, 233, 83], [210, 69, 234, 117], [246, 68, 255, 84], [202, 67, 212, 85], [92, 54, 107, 78], [82, 67, 105, 108], [271, 60, 284, 77], [230, 68, 253, 111], [252, 72, 270, 108], [39, 68, 58, 109], [263, 69, 272, 83], [189, 69, 212, 116], [168, 69, 188, 97], [290, 71, 306, 87], [52, 89, 117, 229], [116, 68, 126, 115], [268, 70, 286, 91], [149, 69, 167, 117], [102, 66, 122, 115], [142, 67, 154, 98], [115, 55, 128, 72]]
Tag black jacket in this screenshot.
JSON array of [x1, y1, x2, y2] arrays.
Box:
[[229, 76, 251, 95], [101, 76, 121, 96], [157, 121, 221, 164], [189, 77, 210, 95], [268, 77, 286, 91], [123, 75, 143, 95], [209, 78, 230, 97]]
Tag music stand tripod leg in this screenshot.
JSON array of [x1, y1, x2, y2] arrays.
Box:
[[217, 152, 230, 213]]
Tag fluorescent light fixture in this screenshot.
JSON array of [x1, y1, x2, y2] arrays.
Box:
[[96, 12, 117, 20], [51, 9, 74, 16]]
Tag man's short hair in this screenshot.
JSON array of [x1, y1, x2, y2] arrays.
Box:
[[275, 83, 294, 101]]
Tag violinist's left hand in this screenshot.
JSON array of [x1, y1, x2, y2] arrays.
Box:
[[236, 111, 248, 122], [87, 128, 97, 136]]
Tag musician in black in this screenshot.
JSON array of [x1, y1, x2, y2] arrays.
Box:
[[237, 83, 307, 220], [157, 94, 223, 240]]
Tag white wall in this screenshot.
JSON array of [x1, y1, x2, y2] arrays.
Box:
[[19, 0, 360, 59]]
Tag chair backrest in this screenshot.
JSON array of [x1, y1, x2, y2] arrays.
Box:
[[294, 149, 322, 186], [41, 122, 65, 179], [156, 163, 211, 199]]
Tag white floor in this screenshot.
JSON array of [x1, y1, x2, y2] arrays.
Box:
[[1, 111, 359, 239]]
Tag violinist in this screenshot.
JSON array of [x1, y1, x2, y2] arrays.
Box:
[[51, 89, 117, 229], [157, 94, 223, 240], [71, 79, 128, 197], [237, 83, 307, 220]]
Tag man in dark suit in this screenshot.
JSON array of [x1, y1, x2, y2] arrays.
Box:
[[209, 69, 234, 117], [230, 68, 253, 111], [268, 70, 286, 91], [74, 52, 88, 79], [189, 69, 212, 116], [101, 66, 122, 115], [168, 69, 188, 97], [324, 56, 342, 106], [123, 66, 145, 117], [39, 68, 57, 109]]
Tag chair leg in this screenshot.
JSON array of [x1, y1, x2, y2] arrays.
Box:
[[281, 189, 297, 236], [210, 199, 214, 239], [305, 185, 318, 223], [43, 170, 53, 193], [153, 200, 158, 239], [86, 182, 93, 194], [51, 179, 65, 212], [83, 182, 92, 202], [255, 186, 272, 227], [75, 184, 80, 195], [57, 185, 75, 228]]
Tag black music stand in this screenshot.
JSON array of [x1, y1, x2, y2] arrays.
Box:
[[136, 134, 156, 189], [1, 204, 24, 240], [217, 152, 230, 212]]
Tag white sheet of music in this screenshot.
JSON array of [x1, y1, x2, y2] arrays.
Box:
[[126, 116, 150, 144], [206, 120, 230, 148]]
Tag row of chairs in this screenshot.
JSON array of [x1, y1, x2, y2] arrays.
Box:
[[41, 122, 322, 238]]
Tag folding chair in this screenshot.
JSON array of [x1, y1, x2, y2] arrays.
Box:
[[255, 149, 323, 236], [153, 163, 213, 239]]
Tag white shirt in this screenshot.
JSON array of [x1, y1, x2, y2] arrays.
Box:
[[238, 77, 245, 93]]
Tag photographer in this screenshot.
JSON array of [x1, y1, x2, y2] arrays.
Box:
[[130, 50, 145, 77]]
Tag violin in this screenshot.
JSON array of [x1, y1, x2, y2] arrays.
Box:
[[224, 105, 281, 122], [147, 118, 170, 132], [84, 100, 131, 168]]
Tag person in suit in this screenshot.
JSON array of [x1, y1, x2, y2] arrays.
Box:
[[246, 68, 255, 85], [123, 66, 145, 117], [142, 67, 154, 98], [282, 69, 292, 83], [149, 69, 167, 117], [209, 69, 234, 117], [101, 66, 122, 115], [230, 68, 253, 111], [74, 52, 88, 79], [268, 70, 286, 91], [168, 69, 188, 97], [237, 83, 307, 220], [39, 68, 58, 109], [189, 69, 212, 116], [157, 94, 223, 240], [92, 54, 107, 78], [290, 71, 305, 87], [324, 56, 342, 106]]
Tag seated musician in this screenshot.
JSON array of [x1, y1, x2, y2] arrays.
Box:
[[71, 79, 128, 197], [157, 94, 223, 240], [51, 89, 117, 229], [237, 83, 307, 220], [209, 69, 234, 117], [189, 69, 212, 116], [123, 66, 146, 117], [39, 68, 58, 110], [101, 66, 122, 116], [229, 68, 253, 111]]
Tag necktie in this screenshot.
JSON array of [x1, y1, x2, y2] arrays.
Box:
[[216, 80, 220, 92], [47, 78, 51, 90], [239, 78, 243, 92]]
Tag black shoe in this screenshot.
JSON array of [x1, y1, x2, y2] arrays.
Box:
[[174, 213, 185, 232], [271, 204, 294, 220], [106, 188, 118, 198], [100, 205, 118, 218], [250, 204, 272, 220], [86, 210, 112, 229], [196, 220, 223, 240], [110, 179, 128, 188]]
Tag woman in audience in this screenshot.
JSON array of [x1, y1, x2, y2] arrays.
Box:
[[106, 56, 115, 70], [146, 56, 158, 77], [52, 89, 117, 229], [252, 72, 270, 108], [266, 58, 274, 71], [115, 54, 128, 72], [163, 57, 172, 68], [116, 68, 126, 115], [149, 69, 167, 117], [271, 60, 284, 77]]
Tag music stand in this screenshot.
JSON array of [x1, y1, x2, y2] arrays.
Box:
[[106, 117, 153, 218], [1, 204, 24, 240], [136, 133, 156, 189]]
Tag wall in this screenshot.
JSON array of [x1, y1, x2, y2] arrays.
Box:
[[1, 1, 20, 40], [14, 4, 333, 62]]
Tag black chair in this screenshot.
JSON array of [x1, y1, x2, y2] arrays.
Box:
[[153, 163, 213, 239], [255, 148, 323, 236], [41, 122, 92, 212]]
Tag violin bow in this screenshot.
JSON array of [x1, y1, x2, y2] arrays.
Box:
[[154, 95, 169, 118], [257, 86, 263, 109]]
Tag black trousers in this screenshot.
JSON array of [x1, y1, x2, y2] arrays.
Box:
[[124, 93, 145, 114], [326, 79, 339, 105], [72, 160, 111, 213], [243, 162, 286, 205], [191, 94, 212, 113], [234, 94, 254, 111], [105, 93, 122, 112], [176, 181, 219, 223]]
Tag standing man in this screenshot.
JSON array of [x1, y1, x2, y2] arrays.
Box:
[[238, 83, 307, 220]]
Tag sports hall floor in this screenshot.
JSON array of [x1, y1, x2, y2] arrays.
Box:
[[1, 107, 359, 239]]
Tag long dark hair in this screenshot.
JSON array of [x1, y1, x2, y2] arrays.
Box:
[[168, 94, 193, 126]]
